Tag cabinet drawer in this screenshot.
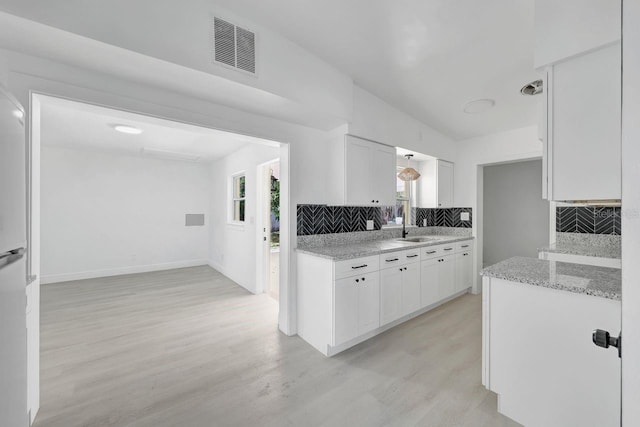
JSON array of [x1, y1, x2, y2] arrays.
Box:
[[422, 245, 441, 259], [335, 255, 379, 280], [456, 240, 473, 253], [380, 249, 420, 268]]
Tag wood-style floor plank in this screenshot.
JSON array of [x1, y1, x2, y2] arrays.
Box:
[[34, 266, 520, 427]]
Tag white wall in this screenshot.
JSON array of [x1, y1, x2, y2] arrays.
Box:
[[208, 143, 280, 293], [483, 159, 549, 266], [350, 86, 456, 160], [40, 146, 210, 283]]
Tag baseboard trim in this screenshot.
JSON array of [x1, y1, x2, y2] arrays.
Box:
[[207, 260, 256, 294], [41, 259, 209, 284]]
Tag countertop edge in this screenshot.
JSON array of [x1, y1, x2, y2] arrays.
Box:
[[296, 236, 475, 261]]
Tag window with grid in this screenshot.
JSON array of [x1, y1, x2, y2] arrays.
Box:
[[231, 174, 246, 223]]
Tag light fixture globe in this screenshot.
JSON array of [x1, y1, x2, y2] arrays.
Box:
[[398, 154, 421, 181]]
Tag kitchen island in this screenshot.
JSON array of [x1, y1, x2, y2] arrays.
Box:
[[481, 257, 621, 427]]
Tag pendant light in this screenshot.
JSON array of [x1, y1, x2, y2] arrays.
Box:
[[398, 154, 421, 181]]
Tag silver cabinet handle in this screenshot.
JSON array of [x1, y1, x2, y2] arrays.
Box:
[[444, 248, 453, 251], [407, 254, 419, 258], [461, 245, 469, 248], [385, 258, 399, 262], [426, 250, 437, 254], [351, 264, 368, 269]]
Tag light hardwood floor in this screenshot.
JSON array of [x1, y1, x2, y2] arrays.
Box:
[[35, 266, 520, 427]]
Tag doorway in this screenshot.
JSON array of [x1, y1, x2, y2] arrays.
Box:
[[257, 159, 280, 301], [27, 92, 290, 423], [482, 159, 549, 267]]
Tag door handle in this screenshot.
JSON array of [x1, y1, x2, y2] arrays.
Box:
[[592, 329, 621, 358], [0, 247, 25, 260]]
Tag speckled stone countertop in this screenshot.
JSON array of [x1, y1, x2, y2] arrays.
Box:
[[481, 256, 621, 301], [296, 235, 474, 261], [538, 243, 621, 259]]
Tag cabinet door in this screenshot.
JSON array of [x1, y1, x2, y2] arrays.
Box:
[[380, 267, 403, 326], [455, 251, 473, 293], [401, 262, 421, 316], [437, 160, 454, 208], [421, 258, 439, 308], [357, 273, 380, 335], [551, 43, 621, 201], [437, 255, 456, 300], [334, 276, 359, 345], [345, 136, 372, 205], [370, 143, 397, 206]]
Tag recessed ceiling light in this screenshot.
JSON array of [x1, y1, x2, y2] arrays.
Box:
[[111, 124, 143, 135], [12, 109, 24, 119], [463, 99, 495, 114]]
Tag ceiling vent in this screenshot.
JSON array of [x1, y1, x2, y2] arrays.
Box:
[[211, 16, 257, 75]]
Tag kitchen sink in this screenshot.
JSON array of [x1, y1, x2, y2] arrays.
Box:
[[395, 237, 438, 243]]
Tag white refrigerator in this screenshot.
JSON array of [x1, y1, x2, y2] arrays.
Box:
[[0, 85, 28, 427]]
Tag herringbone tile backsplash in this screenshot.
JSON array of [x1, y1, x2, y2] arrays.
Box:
[[297, 204, 472, 236], [556, 206, 621, 235]]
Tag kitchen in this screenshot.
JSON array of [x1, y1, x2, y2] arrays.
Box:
[[0, 1, 638, 426]]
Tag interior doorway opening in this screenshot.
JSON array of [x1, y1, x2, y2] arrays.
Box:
[[27, 92, 290, 424], [257, 159, 280, 301]]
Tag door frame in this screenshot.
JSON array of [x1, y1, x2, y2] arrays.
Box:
[[472, 153, 543, 293], [255, 158, 279, 296], [621, 1, 640, 423]]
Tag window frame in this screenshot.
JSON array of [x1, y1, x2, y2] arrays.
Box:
[[229, 172, 246, 225]]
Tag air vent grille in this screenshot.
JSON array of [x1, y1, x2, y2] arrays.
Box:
[[211, 16, 257, 75]]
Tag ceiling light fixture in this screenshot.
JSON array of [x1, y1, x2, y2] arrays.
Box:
[[463, 99, 495, 114], [398, 154, 421, 182], [111, 124, 143, 135]]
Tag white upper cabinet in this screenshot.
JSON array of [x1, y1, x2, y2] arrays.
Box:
[[543, 42, 621, 201], [436, 160, 454, 208], [344, 135, 396, 206], [417, 159, 454, 209], [534, 0, 621, 68]]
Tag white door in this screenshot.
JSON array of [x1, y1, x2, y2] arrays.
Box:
[[380, 266, 403, 326], [437, 160, 454, 208], [455, 251, 473, 293], [344, 136, 372, 205], [420, 258, 439, 308], [357, 272, 380, 335], [621, 3, 638, 424], [0, 86, 29, 427], [370, 143, 397, 206], [334, 276, 359, 345], [401, 262, 421, 315], [437, 255, 456, 300]]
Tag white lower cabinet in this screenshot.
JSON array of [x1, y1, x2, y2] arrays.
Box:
[[437, 255, 456, 300], [455, 250, 473, 293], [401, 262, 421, 315], [420, 257, 439, 308], [380, 266, 403, 326], [334, 271, 379, 345], [297, 237, 474, 356]]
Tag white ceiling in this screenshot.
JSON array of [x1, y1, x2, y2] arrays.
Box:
[[213, 0, 539, 140], [39, 96, 278, 162]]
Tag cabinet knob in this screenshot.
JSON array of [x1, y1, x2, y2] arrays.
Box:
[[371, 200, 375, 203], [356, 279, 360, 283], [376, 200, 379, 203], [362, 277, 366, 281]]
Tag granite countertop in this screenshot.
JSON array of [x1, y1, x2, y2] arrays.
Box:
[[538, 242, 621, 259], [480, 256, 621, 301], [296, 235, 474, 261]]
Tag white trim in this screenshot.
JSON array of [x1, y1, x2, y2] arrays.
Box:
[[41, 259, 209, 284]]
